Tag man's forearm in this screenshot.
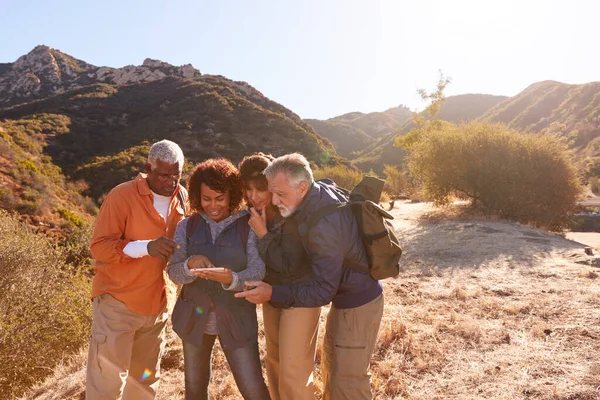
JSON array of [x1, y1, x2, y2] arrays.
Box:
[[270, 280, 334, 308], [90, 237, 133, 264]]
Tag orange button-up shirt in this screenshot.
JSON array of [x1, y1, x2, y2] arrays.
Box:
[[90, 173, 186, 316]]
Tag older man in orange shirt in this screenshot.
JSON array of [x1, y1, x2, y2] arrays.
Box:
[[86, 140, 187, 400]]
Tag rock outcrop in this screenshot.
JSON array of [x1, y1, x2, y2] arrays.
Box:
[[0, 45, 201, 107]]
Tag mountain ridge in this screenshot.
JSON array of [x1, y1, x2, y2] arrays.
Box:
[[346, 94, 508, 172], [306, 105, 412, 157], [0, 45, 201, 108], [0, 46, 343, 230]]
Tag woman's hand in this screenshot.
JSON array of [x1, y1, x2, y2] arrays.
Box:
[[194, 268, 233, 285], [188, 254, 214, 270], [249, 207, 268, 239]]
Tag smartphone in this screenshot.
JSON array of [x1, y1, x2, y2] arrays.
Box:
[[190, 267, 226, 273]]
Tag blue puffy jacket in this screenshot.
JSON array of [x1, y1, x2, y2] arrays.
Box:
[[270, 180, 383, 309]]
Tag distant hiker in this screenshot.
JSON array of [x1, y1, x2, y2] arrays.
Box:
[[86, 139, 187, 400], [236, 153, 385, 400], [167, 158, 270, 400], [240, 153, 319, 400], [389, 200, 395, 210]]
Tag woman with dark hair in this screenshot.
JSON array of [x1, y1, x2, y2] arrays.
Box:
[[167, 158, 270, 400], [239, 153, 319, 400]]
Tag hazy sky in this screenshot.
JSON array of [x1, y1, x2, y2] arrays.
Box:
[[2, 0, 599, 119]]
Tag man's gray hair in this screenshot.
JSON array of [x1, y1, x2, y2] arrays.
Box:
[[147, 139, 184, 169], [264, 153, 314, 188]]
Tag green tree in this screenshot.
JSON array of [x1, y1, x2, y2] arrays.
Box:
[[395, 70, 451, 150]]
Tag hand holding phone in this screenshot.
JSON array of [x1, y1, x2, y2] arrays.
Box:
[[191, 266, 233, 285], [190, 267, 226, 273], [188, 254, 213, 270]]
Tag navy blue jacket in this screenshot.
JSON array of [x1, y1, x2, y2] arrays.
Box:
[[270, 180, 383, 309]]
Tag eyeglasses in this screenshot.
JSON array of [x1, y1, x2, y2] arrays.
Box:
[[151, 168, 181, 182]]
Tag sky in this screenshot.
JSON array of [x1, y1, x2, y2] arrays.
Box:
[[2, 0, 599, 119]]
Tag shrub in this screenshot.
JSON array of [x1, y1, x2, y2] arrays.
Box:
[[380, 191, 391, 203], [58, 208, 86, 227], [61, 223, 94, 272], [0, 187, 16, 209], [0, 138, 16, 162], [591, 176, 600, 195], [0, 211, 92, 397], [383, 164, 415, 198], [405, 121, 581, 229], [16, 199, 40, 215], [74, 144, 149, 201], [313, 165, 363, 191], [586, 158, 600, 179], [17, 159, 39, 173]]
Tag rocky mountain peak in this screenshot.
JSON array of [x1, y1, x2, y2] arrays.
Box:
[[142, 58, 170, 68], [13, 45, 59, 75], [141, 58, 200, 78], [0, 46, 201, 107]]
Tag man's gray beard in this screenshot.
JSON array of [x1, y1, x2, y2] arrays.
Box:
[[278, 205, 296, 218]]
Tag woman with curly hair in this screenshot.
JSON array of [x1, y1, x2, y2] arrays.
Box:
[[239, 153, 318, 400], [167, 158, 270, 400]]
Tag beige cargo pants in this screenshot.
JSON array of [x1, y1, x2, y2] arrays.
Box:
[[263, 303, 321, 400], [86, 294, 168, 400], [321, 293, 384, 400]]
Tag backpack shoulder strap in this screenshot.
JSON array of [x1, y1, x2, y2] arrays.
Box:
[[237, 214, 250, 252], [177, 188, 187, 216], [306, 202, 347, 232], [185, 213, 201, 243]]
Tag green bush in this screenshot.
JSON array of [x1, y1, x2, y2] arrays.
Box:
[[590, 176, 600, 194], [382, 164, 414, 197], [16, 199, 40, 215], [61, 223, 94, 272], [586, 158, 600, 179], [380, 191, 391, 203], [17, 159, 39, 173], [313, 165, 363, 191], [0, 211, 92, 397], [405, 121, 581, 230], [58, 208, 85, 227], [74, 144, 150, 201], [0, 187, 16, 209]]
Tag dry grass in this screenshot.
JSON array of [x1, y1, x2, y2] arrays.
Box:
[[21, 201, 600, 400], [18, 350, 87, 400], [579, 269, 599, 279]]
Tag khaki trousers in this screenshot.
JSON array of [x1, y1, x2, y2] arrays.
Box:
[[86, 294, 168, 400], [321, 293, 384, 400], [263, 302, 321, 400]]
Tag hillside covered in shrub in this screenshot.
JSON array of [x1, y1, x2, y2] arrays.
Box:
[[350, 94, 508, 172], [306, 105, 412, 158], [0, 47, 346, 226], [352, 81, 600, 176]]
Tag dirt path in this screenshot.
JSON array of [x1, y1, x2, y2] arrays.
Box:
[[566, 232, 600, 249], [377, 201, 600, 399]]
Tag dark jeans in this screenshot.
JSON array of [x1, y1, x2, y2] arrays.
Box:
[[182, 334, 270, 400]]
